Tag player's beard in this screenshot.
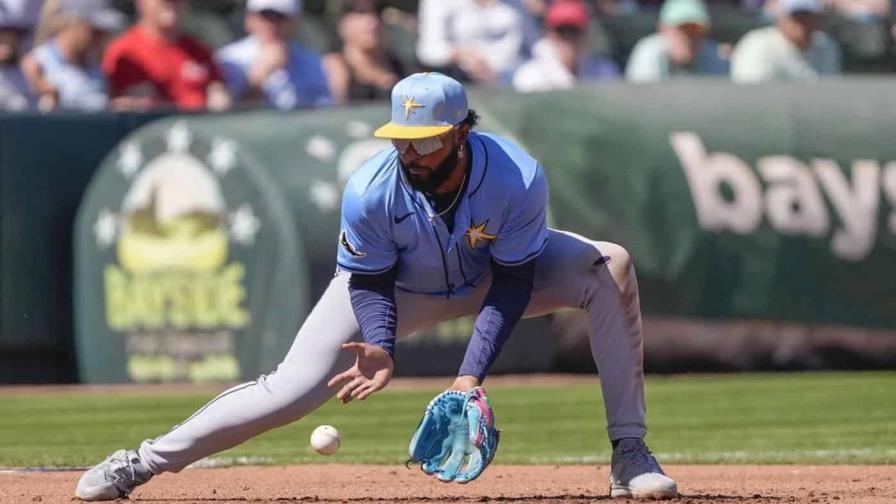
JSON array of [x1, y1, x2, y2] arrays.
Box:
[[400, 146, 460, 194]]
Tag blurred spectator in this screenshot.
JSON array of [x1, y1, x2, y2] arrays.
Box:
[[731, 0, 840, 82], [0, 4, 33, 111], [416, 0, 532, 85], [827, 0, 889, 20], [103, 0, 230, 111], [824, 0, 891, 73], [624, 0, 728, 82], [594, 0, 641, 16], [20, 0, 122, 111], [217, 0, 331, 110], [513, 0, 619, 92], [520, 0, 549, 17], [1, 0, 45, 50], [504, 0, 541, 52], [323, 0, 403, 103]]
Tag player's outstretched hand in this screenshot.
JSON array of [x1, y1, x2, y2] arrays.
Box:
[[327, 342, 394, 404]]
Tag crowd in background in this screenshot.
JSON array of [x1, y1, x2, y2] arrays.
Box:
[[0, 0, 893, 112]]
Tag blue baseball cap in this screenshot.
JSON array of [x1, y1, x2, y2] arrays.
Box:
[[374, 72, 469, 140]]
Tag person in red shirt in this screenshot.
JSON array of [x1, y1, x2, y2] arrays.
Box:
[[102, 0, 230, 110]]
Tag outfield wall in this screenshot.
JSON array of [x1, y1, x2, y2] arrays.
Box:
[[0, 113, 164, 383], [477, 80, 896, 327], [3, 79, 896, 383]]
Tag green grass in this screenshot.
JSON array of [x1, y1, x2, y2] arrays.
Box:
[[0, 372, 894, 468]]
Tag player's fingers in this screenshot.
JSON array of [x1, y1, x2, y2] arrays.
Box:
[[341, 342, 366, 354], [356, 382, 380, 401], [337, 375, 367, 403], [351, 380, 378, 400], [327, 368, 357, 388], [326, 371, 349, 389], [336, 376, 359, 399]]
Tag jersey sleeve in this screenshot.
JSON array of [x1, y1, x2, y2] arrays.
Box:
[[185, 37, 224, 83], [491, 164, 549, 266], [311, 57, 333, 106], [336, 184, 398, 274], [217, 58, 249, 98], [102, 40, 145, 97], [205, 54, 224, 84], [730, 33, 774, 83]]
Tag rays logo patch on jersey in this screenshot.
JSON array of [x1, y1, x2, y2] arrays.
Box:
[[465, 220, 497, 249], [340, 230, 366, 258]]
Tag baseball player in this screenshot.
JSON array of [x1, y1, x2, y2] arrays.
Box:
[[75, 72, 678, 500]]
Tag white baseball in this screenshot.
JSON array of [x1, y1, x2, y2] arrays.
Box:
[[310, 425, 341, 455]]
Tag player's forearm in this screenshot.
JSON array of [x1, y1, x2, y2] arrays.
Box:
[[458, 260, 535, 380], [348, 270, 398, 357]]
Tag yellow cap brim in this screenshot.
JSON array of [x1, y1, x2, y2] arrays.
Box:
[[373, 123, 454, 140]]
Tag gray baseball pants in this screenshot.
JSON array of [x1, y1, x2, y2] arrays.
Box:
[[137, 229, 646, 473]]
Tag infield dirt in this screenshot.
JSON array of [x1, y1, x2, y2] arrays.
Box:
[[2, 464, 893, 503]]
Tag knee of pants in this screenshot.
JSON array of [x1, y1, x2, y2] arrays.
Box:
[[591, 241, 637, 296]]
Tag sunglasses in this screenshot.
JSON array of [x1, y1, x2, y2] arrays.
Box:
[[392, 130, 453, 156]]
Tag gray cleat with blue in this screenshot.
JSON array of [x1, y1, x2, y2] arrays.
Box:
[[609, 438, 678, 499], [75, 449, 154, 501]]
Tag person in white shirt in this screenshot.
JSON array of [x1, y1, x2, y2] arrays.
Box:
[[416, 0, 533, 85], [731, 0, 841, 82], [216, 0, 332, 110], [513, 0, 619, 92], [624, 0, 728, 82], [20, 0, 123, 112], [0, 5, 34, 111]]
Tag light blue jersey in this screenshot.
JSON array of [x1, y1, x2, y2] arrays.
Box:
[[337, 131, 549, 297]]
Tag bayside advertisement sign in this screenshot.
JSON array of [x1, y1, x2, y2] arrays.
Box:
[[75, 119, 304, 383]]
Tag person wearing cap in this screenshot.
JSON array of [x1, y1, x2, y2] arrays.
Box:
[[322, 0, 407, 103], [0, 0, 46, 50], [216, 0, 331, 110], [0, 1, 35, 111], [624, 0, 728, 82], [513, 0, 619, 92], [102, 0, 230, 111], [731, 0, 840, 82], [416, 0, 535, 85], [20, 0, 123, 111], [74, 72, 678, 501]]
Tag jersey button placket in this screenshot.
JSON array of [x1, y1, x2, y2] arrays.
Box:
[[428, 219, 453, 298]]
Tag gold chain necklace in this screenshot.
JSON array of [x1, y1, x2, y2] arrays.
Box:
[[431, 173, 467, 218]]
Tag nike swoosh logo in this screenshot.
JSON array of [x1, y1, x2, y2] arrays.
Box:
[[393, 212, 414, 224]]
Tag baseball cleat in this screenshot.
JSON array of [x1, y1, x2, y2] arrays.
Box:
[[609, 438, 677, 499], [75, 449, 154, 501]]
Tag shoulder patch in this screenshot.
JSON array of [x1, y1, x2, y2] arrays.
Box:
[[340, 230, 366, 258], [465, 220, 497, 249]]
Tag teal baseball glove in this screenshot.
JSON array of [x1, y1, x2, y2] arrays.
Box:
[[408, 387, 499, 483]]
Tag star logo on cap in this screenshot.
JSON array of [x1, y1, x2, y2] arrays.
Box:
[[465, 220, 497, 249], [402, 96, 424, 119]]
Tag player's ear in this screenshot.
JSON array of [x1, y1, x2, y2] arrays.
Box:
[[455, 124, 471, 146]]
